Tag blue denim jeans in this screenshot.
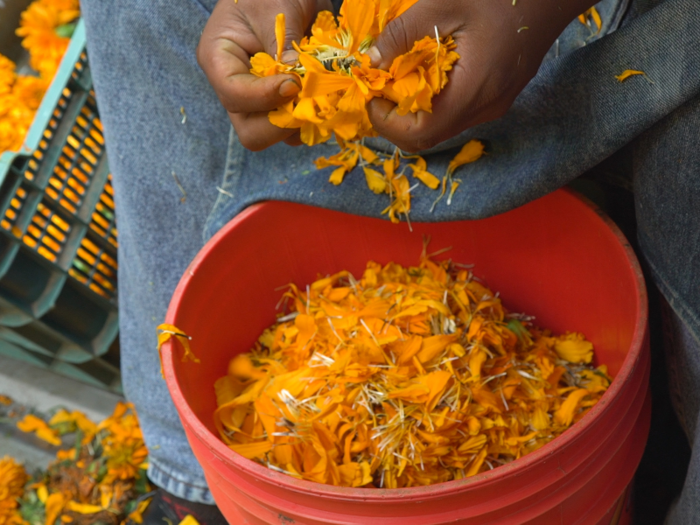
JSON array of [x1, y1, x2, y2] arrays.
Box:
[[81, 0, 700, 513]]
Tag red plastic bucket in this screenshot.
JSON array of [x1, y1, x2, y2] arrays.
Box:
[[162, 189, 650, 525]]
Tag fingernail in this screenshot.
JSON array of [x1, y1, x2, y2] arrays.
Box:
[[367, 46, 382, 67], [279, 79, 300, 98], [281, 50, 298, 65]]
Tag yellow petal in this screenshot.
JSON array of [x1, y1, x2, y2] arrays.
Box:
[[293, 97, 324, 124], [178, 516, 201, 525], [127, 498, 152, 525], [28, 484, 45, 506], [156, 324, 200, 372], [465, 446, 488, 477], [358, 145, 378, 164], [412, 168, 440, 189], [45, 492, 66, 525], [66, 501, 104, 515], [416, 334, 458, 363], [554, 388, 589, 427], [531, 404, 550, 430], [553, 333, 593, 364], [590, 7, 602, 33], [299, 65, 353, 98], [446, 140, 484, 177], [230, 440, 273, 459], [615, 69, 647, 82], [17, 414, 61, 446], [275, 13, 285, 61], [269, 100, 301, 129], [329, 166, 348, 185], [364, 167, 387, 194], [250, 52, 281, 77], [340, 0, 376, 53]]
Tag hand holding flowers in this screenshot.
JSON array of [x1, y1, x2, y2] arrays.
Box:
[[366, 0, 600, 152], [197, 0, 333, 151]]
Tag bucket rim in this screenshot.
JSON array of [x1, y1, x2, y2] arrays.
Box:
[[163, 187, 648, 500]]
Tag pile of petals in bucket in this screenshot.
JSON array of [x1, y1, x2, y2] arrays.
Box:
[[0, 397, 197, 525], [205, 256, 611, 488], [250, 0, 486, 223], [0, 0, 80, 152]]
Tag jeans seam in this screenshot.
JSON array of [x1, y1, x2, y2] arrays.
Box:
[[148, 459, 215, 504], [190, 0, 215, 15], [204, 126, 245, 241]]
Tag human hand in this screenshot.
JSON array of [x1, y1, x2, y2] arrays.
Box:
[[197, 0, 332, 151], [367, 0, 597, 152]]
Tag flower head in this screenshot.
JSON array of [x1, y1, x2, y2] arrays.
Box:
[[16, 0, 80, 77], [0, 457, 28, 525], [0, 55, 16, 96]]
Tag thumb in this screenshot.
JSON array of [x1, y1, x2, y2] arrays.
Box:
[[368, 2, 452, 70]]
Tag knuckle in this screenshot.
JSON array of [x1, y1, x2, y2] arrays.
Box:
[[380, 17, 412, 57], [235, 128, 259, 151], [398, 138, 421, 154], [415, 138, 437, 152], [405, 127, 437, 153], [239, 136, 265, 152], [195, 40, 211, 73], [493, 104, 510, 120]]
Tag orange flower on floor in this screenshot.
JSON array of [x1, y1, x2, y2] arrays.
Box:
[[0, 457, 28, 525], [17, 414, 61, 446], [213, 256, 611, 488], [0, 401, 151, 525], [48, 409, 98, 444], [98, 402, 149, 483]]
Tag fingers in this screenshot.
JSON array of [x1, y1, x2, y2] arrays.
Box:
[[230, 112, 299, 151], [368, 54, 518, 152], [255, 1, 319, 58], [198, 0, 319, 150], [316, 0, 333, 12], [368, 2, 464, 70], [283, 131, 304, 147], [198, 18, 301, 113]]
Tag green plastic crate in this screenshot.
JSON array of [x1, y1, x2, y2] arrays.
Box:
[[0, 336, 122, 393], [0, 19, 120, 389]]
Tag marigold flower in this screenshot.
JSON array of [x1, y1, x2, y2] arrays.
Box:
[[16, 0, 80, 78], [0, 457, 27, 502], [1, 0, 78, 152], [0, 56, 16, 96], [98, 402, 149, 484], [0, 458, 28, 525]]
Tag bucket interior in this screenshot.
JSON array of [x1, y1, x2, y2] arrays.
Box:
[[166, 189, 645, 445]]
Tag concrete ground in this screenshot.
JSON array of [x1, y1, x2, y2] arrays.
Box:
[[0, 354, 123, 470]]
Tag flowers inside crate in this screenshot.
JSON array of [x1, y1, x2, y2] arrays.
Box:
[[1, 0, 80, 154]]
